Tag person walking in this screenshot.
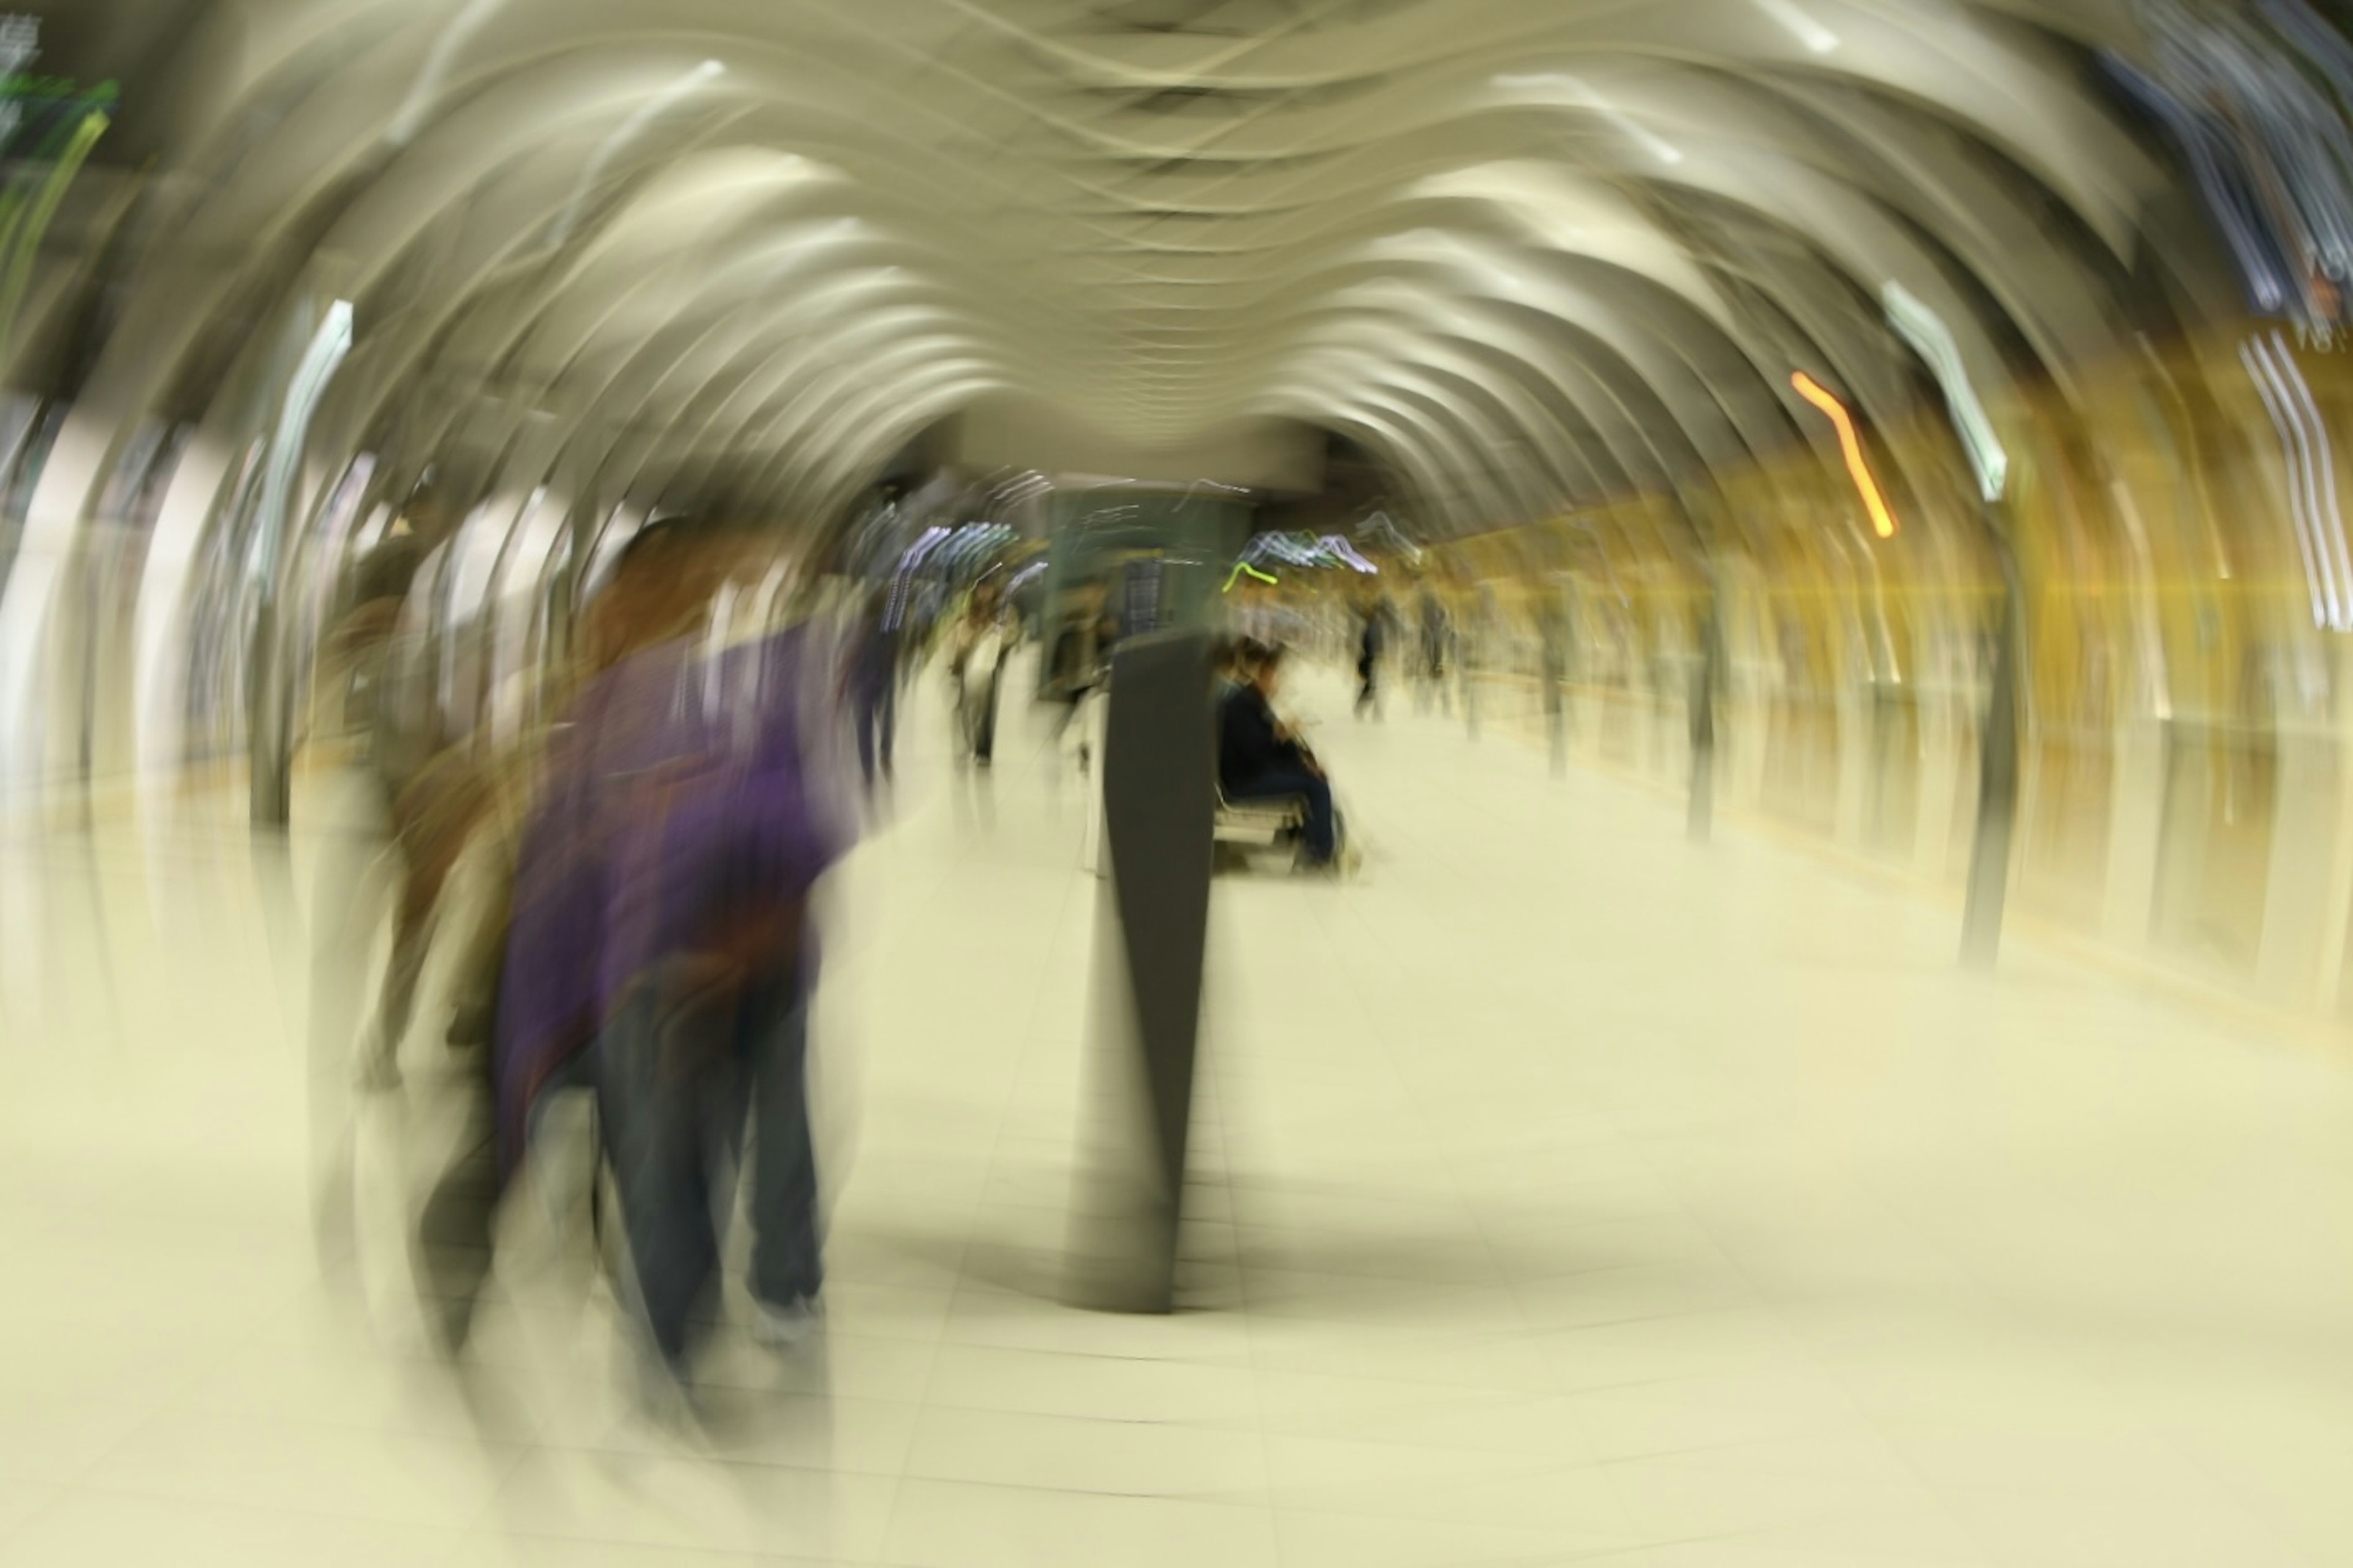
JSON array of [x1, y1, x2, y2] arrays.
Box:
[[949, 588, 1010, 767], [1416, 588, 1451, 714], [1355, 598, 1387, 718], [849, 584, 899, 792], [310, 483, 463, 1095], [493, 520, 851, 1406]]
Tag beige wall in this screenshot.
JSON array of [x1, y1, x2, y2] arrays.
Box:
[[951, 395, 1325, 494]]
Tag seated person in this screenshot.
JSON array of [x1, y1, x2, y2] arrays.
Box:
[[1217, 642, 1341, 869], [1051, 618, 1090, 702]]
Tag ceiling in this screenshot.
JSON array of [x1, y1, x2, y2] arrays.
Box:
[[13, 0, 2260, 531]]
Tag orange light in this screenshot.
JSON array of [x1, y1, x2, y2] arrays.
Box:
[[1791, 371, 1898, 538]]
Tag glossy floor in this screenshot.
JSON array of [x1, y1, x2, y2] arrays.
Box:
[[3, 661, 2352, 1566]]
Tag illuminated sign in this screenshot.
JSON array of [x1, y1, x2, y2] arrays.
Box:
[[0, 16, 117, 160], [1790, 371, 1899, 539], [1882, 282, 2008, 504]]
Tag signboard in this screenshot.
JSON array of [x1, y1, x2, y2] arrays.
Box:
[[1122, 555, 1164, 637], [1, 15, 118, 159]]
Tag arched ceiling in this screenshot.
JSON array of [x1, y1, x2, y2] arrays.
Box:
[[20, 0, 2248, 532]]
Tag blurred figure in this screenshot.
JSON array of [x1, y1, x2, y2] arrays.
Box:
[[1460, 583, 1494, 740], [1044, 603, 1094, 754], [1416, 586, 1452, 715], [406, 736, 536, 1357], [1539, 588, 1569, 775], [375, 730, 498, 1087], [1219, 642, 1345, 871], [1048, 612, 1086, 702], [1212, 634, 1245, 705], [949, 586, 1010, 767], [896, 579, 937, 683], [1355, 596, 1388, 719], [410, 525, 734, 1358], [309, 482, 466, 1095], [848, 583, 898, 793], [414, 519, 712, 1357], [1066, 607, 1121, 777], [492, 518, 850, 1405]]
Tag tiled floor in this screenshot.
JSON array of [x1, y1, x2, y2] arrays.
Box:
[[6, 656, 2353, 1564]]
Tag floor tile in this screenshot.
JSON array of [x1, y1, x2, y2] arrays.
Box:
[[922, 1341, 1260, 1425], [878, 1478, 1280, 1568], [0, 1491, 475, 1568], [70, 1411, 522, 1528], [487, 1449, 898, 1560], [902, 1404, 1266, 1498]]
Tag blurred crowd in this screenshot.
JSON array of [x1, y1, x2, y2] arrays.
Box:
[[305, 496, 981, 1420]]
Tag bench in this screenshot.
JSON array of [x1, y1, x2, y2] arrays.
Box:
[[1215, 786, 1304, 847]]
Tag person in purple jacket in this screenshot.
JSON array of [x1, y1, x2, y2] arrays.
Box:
[[491, 518, 852, 1398]]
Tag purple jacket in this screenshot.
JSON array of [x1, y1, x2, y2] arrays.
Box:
[[494, 622, 851, 1173]]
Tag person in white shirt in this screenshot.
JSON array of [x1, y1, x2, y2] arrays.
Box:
[[949, 587, 1011, 766]]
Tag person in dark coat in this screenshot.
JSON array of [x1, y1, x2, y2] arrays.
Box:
[[1218, 643, 1340, 869], [1355, 599, 1387, 718], [849, 584, 900, 790]]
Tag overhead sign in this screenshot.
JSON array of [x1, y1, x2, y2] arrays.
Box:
[[0, 13, 34, 150], [1882, 281, 2009, 504]]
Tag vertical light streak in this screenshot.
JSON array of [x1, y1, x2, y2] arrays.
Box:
[[2268, 330, 2353, 626], [2244, 335, 2335, 628]]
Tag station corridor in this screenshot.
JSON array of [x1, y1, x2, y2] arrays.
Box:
[[0, 661, 2349, 1568]]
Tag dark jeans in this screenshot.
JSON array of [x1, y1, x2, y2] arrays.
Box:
[[854, 675, 896, 785], [964, 663, 1004, 763], [599, 964, 822, 1374], [417, 1039, 587, 1355], [1048, 677, 1093, 740], [414, 1039, 498, 1353], [1230, 768, 1338, 864]]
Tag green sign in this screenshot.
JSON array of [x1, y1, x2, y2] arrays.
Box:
[[0, 12, 110, 356], [2, 76, 121, 104]]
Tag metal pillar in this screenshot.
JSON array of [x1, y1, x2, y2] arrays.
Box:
[[1067, 629, 1214, 1312], [245, 299, 353, 827], [1880, 280, 2020, 970]]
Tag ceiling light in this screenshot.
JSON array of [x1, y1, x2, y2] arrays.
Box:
[[1492, 72, 1684, 165], [1882, 282, 2006, 504], [1752, 0, 1838, 55], [1791, 371, 1898, 538]]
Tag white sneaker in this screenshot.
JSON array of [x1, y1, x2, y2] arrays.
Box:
[[750, 1294, 822, 1349]]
